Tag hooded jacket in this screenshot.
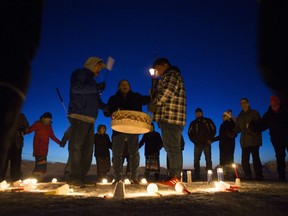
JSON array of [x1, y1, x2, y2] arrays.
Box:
[[68, 68, 107, 122], [26, 120, 60, 156]]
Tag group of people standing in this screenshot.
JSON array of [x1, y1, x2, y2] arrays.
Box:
[[65, 56, 186, 186], [1, 0, 288, 189], [0, 111, 63, 183], [1, 55, 287, 186], [188, 96, 288, 182], [65, 55, 287, 185]]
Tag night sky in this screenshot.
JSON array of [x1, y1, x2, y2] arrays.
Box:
[[21, 0, 274, 169]]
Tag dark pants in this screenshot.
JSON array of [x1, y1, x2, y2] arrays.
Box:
[[1, 144, 23, 181], [112, 133, 139, 180], [8, 145, 23, 181], [158, 122, 183, 179], [194, 144, 212, 175], [241, 146, 263, 178], [95, 156, 110, 179], [67, 118, 94, 183], [219, 142, 235, 166], [273, 143, 286, 180]]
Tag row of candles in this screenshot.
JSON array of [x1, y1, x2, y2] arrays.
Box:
[[1, 163, 240, 196], [207, 163, 239, 184]]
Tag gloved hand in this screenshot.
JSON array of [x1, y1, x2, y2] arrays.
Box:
[[148, 102, 157, 114], [96, 82, 106, 92], [206, 139, 212, 145], [59, 141, 66, 148], [149, 88, 157, 99]]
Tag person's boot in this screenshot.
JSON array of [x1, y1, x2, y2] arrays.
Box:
[[144, 171, 149, 180], [154, 172, 160, 181]]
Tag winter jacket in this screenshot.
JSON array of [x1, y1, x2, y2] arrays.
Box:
[[11, 113, 30, 149], [188, 117, 216, 145], [94, 133, 112, 157], [26, 120, 60, 156], [213, 119, 236, 146], [151, 66, 186, 126], [68, 68, 107, 121], [261, 105, 288, 146], [104, 90, 150, 116], [234, 108, 262, 148], [139, 131, 163, 156]]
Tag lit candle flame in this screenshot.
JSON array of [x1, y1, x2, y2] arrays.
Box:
[[149, 68, 156, 77]]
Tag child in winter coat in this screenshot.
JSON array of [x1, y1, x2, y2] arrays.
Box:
[[25, 112, 61, 180], [94, 124, 112, 181]]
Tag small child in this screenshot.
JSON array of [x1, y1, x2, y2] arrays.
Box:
[[25, 112, 61, 180]]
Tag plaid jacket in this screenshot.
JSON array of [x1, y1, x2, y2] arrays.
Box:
[[152, 66, 186, 126]]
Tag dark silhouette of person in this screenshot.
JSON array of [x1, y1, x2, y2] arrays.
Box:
[[258, 0, 288, 106], [0, 0, 43, 182]]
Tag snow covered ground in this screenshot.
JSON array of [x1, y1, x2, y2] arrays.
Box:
[[0, 160, 287, 216]]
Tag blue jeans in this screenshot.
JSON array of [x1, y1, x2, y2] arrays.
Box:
[[158, 122, 183, 179], [67, 118, 94, 182], [112, 133, 139, 180], [194, 145, 212, 175]]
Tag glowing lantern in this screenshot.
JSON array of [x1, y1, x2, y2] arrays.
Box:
[[140, 178, 148, 184]]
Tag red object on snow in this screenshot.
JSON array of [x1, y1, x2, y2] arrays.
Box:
[[160, 177, 180, 187], [226, 188, 239, 192]]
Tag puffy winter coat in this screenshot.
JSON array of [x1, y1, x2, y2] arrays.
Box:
[[68, 68, 107, 119], [26, 120, 60, 156], [188, 117, 216, 145], [139, 131, 163, 156], [94, 133, 112, 157]]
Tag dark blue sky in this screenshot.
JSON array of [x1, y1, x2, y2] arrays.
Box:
[[22, 0, 274, 169]]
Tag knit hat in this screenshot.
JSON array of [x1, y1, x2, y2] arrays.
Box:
[[41, 112, 52, 119], [195, 108, 202, 113], [270, 95, 280, 106], [83, 57, 106, 71]]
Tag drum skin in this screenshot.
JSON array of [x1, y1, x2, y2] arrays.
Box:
[[111, 110, 152, 134]]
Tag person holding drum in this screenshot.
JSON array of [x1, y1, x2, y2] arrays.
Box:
[[104, 79, 150, 185], [149, 57, 186, 181]]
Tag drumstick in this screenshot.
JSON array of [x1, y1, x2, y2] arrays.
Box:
[[106, 56, 115, 71], [100, 56, 114, 85]]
